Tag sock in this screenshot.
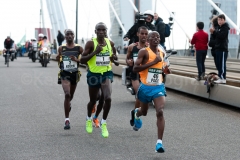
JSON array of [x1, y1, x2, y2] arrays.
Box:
[[101, 119, 106, 124], [135, 112, 140, 119], [65, 118, 70, 122], [93, 115, 97, 119], [157, 139, 162, 144], [86, 116, 92, 120]]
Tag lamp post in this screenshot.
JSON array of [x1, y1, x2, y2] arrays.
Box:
[[75, 0, 78, 43]]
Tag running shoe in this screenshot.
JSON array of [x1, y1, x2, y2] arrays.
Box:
[[93, 118, 100, 128], [155, 143, 165, 153], [64, 120, 70, 130], [86, 119, 93, 133], [133, 109, 142, 131], [100, 122, 109, 138], [92, 104, 96, 113], [130, 109, 135, 126]]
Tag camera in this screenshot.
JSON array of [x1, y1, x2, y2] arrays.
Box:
[[135, 12, 148, 22]]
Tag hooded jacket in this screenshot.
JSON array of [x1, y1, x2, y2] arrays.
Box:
[[154, 17, 165, 43], [213, 22, 230, 52]]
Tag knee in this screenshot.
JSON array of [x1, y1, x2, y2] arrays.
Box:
[[65, 93, 71, 99], [156, 108, 164, 117], [104, 97, 111, 104]]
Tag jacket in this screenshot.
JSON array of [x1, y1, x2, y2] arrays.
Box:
[[154, 17, 165, 43], [124, 20, 156, 45], [190, 30, 208, 51], [4, 39, 14, 49], [213, 22, 230, 52]]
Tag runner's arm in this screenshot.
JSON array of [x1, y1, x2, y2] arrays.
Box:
[[126, 44, 134, 66], [56, 46, 62, 62], [109, 41, 119, 66], [80, 41, 101, 64], [133, 49, 159, 72]]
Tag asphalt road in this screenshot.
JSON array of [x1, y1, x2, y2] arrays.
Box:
[[1, 56, 240, 160]]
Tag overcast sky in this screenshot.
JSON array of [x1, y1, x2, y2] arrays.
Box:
[[0, 0, 213, 49]]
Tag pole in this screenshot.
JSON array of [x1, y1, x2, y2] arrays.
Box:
[[75, 0, 78, 43], [127, 0, 138, 12], [207, 0, 240, 33], [108, 0, 126, 34], [158, 0, 191, 39]]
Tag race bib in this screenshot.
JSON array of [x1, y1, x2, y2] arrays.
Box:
[[147, 68, 162, 84], [63, 56, 77, 70], [96, 52, 110, 66], [133, 52, 138, 62]]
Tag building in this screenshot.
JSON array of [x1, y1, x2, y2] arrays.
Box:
[[196, 0, 239, 58], [109, 0, 153, 54]]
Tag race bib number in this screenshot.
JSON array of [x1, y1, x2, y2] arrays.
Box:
[[96, 52, 110, 66], [133, 52, 138, 62], [147, 68, 162, 84], [63, 56, 77, 70]]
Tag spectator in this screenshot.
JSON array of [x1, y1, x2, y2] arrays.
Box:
[[57, 30, 64, 46], [210, 14, 230, 84], [123, 10, 155, 45], [190, 22, 209, 81], [154, 13, 166, 49], [52, 39, 57, 54], [208, 16, 218, 69]]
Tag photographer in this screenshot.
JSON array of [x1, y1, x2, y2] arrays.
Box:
[[123, 10, 155, 45]]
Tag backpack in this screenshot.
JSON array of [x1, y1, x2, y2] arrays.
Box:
[[164, 24, 171, 37]]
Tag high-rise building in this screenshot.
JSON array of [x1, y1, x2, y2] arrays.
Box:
[[196, 0, 239, 58]]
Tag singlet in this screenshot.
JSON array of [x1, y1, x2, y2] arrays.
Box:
[[59, 44, 81, 72], [87, 38, 112, 74], [132, 45, 141, 62], [139, 47, 164, 85]]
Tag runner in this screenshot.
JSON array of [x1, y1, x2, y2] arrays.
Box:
[[80, 22, 118, 138], [126, 26, 148, 126], [56, 29, 83, 130], [132, 31, 171, 153]]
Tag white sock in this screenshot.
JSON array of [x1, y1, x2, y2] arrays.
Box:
[[157, 139, 162, 144], [65, 118, 70, 122], [87, 116, 92, 120], [101, 119, 106, 124]]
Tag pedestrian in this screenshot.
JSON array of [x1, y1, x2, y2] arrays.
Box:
[[154, 13, 166, 49], [210, 14, 230, 84], [52, 39, 57, 54], [190, 22, 209, 81], [208, 16, 218, 69], [57, 30, 65, 46]]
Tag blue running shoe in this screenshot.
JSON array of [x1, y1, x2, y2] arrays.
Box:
[[133, 109, 142, 131], [155, 143, 165, 153]]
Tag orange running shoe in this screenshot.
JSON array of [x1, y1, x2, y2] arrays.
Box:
[[93, 118, 100, 128], [92, 104, 96, 113]]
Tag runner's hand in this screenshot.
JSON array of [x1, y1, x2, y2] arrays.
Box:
[[95, 45, 103, 54], [69, 55, 78, 62], [154, 52, 162, 63], [126, 59, 133, 66]]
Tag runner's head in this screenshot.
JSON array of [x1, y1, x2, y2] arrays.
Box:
[[95, 22, 107, 39], [65, 29, 74, 43], [137, 26, 148, 44], [147, 31, 160, 47]]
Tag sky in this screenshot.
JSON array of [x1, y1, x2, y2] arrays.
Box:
[[0, 0, 200, 49]]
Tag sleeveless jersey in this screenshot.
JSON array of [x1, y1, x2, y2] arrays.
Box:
[[59, 44, 81, 72], [87, 38, 112, 74], [139, 47, 164, 85]]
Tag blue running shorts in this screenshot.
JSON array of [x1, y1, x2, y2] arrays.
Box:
[[137, 83, 166, 103]]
